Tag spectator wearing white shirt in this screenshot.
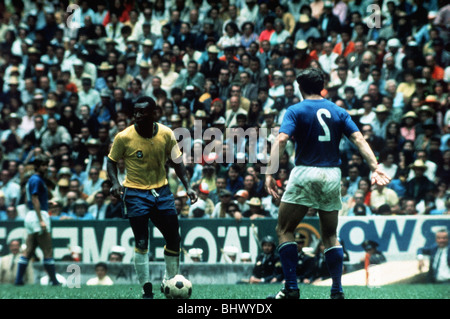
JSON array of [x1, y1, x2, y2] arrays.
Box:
[[83, 167, 105, 198], [78, 77, 101, 113], [88, 192, 108, 220], [318, 41, 339, 75], [347, 63, 372, 99]]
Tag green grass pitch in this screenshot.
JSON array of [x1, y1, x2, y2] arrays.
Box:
[[1, 283, 448, 299]]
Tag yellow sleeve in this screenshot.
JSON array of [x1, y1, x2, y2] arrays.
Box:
[[167, 129, 182, 161], [108, 135, 125, 163]]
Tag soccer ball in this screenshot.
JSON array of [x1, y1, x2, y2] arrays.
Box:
[[163, 275, 192, 299]]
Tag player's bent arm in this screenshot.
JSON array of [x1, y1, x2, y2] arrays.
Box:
[[107, 158, 123, 198], [264, 133, 289, 199], [349, 131, 391, 185], [266, 132, 289, 175], [169, 157, 198, 203]]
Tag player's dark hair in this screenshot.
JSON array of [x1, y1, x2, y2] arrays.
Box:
[[134, 96, 157, 111], [296, 68, 325, 95], [33, 154, 50, 168]]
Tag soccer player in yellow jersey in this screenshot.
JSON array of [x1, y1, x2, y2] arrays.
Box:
[[107, 96, 197, 299]]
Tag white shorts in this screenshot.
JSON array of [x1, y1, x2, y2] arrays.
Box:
[[24, 210, 51, 235], [282, 165, 342, 211]]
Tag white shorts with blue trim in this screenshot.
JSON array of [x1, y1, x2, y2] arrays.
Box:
[[282, 165, 342, 212]]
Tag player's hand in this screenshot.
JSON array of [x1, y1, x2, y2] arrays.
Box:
[[110, 183, 124, 199], [371, 168, 391, 186], [265, 175, 279, 200], [39, 220, 47, 233], [187, 188, 198, 204]]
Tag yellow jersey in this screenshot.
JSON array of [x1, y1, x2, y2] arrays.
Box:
[[108, 123, 182, 190]]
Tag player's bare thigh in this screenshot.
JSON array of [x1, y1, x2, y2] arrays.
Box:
[[25, 232, 53, 258], [318, 210, 340, 249], [276, 202, 309, 244]]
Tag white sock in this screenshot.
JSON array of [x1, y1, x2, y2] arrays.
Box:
[[164, 254, 179, 281], [134, 250, 150, 285]]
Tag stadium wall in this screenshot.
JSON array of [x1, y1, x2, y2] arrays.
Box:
[[32, 262, 255, 285], [1, 216, 449, 265]]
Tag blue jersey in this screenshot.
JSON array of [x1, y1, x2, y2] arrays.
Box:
[[279, 99, 359, 167], [26, 174, 49, 211]]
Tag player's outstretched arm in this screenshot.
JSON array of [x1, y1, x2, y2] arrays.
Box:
[[349, 131, 391, 186]]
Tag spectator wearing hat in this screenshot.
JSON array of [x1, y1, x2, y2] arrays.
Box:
[[408, 149, 437, 183], [243, 197, 270, 219], [222, 245, 240, 263], [294, 14, 321, 44], [268, 70, 285, 99], [360, 240, 386, 269], [405, 159, 436, 202], [294, 232, 316, 284], [400, 111, 418, 141], [199, 45, 226, 81], [246, 235, 283, 284], [211, 189, 236, 218], [372, 104, 391, 140], [235, 189, 250, 213], [385, 38, 405, 70], [293, 40, 315, 70], [195, 182, 215, 217], [187, 248, 204, 262]]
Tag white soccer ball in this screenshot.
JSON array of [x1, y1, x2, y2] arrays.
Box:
[[163, 274, 192, 299]]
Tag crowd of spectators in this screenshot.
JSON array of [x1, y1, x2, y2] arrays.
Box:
[[0, 0, 449, 223]]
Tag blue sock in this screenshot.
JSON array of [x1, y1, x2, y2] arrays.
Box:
[[278, 242, 298, 290], [44, 258, 59, 285], [324, 246, 344, 294], [15, 256, 29, 285]]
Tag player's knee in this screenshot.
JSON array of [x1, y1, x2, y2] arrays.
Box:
[[135, 239, 148, 253], [165, 234, 181, 254]]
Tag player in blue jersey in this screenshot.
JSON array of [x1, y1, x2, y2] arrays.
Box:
[[15, 154, 59, 286], [265, 68, 391, 299]]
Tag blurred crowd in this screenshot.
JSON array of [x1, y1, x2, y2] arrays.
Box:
[[0, 0, 449, 224]]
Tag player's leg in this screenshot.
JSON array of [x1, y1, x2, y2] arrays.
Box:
[[128, 214, 153, 298], [15, 234, 37, 285], [150, 209, 181, 283], [268, 202, 309, 299], [318, 210, 344, 299], [150, 186, 182, 286], [37, 232, 59, 285]]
